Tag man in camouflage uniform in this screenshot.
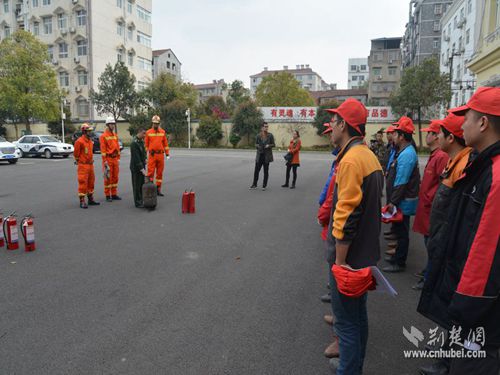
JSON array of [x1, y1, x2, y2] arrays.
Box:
[[370, 128, 388, 172]]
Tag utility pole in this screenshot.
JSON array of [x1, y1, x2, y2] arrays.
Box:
[[61, 99, 66, 143], [185, 108, 191, 149]]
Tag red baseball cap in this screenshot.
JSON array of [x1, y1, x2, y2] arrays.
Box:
[[385, 125, 396, 133], [421, 119, 443, 133], [441, 113, 465, 139], [449, 87, 500, 116], [393, 116, 415, 134], [326, 98, 369, 134], [322, 122, 333, 135], [331, 265, 376, 298]]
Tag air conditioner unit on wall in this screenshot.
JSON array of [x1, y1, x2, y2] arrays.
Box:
[[72, 0, 78, 4], [377, 75, 383, 80], [69, 27, 76, 33], [75, 86, 82, 93], [52, 59, 59, 65], [61, 29, 67, 36], [74, 57, 80, 64]]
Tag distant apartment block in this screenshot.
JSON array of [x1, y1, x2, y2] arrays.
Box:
[[152, 48, 181, 80], [348, 58, 369, 89], [194, 79, 227, 103]]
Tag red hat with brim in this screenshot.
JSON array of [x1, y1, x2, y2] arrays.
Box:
[[449, 87, 500, 116], [322, 122, 333, 135], [393, 116, 415, 134], [326, 98, 368, 134], [421, 119, 443, 133], [441, 113, 465, 139], [385, 125, 396, 133], [331, 265, 376, 298]]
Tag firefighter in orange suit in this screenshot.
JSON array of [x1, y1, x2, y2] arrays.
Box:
[[100, 117, 122, 202], [145, 115, 170, 196], [74, 123, 100, 209]]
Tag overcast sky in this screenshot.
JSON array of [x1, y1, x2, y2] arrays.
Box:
[[152, 0, 410, 89]]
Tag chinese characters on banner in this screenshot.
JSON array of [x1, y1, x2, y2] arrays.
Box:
[[260, 107, 395, 123]]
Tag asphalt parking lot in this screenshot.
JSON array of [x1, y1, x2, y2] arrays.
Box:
[[0, 149, 434, 374]]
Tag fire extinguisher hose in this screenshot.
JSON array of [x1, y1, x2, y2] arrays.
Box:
[[20, 217, 27, 243]]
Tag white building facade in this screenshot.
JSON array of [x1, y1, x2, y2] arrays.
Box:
[[0, 0, 152, 122], [348, 58, 369, 89], [440, 0, 479, 107], [152, 48, 181, 80], [250, 65, 335, 95]]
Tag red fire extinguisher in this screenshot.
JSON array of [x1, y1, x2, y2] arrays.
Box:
[[20, 214, 36, 252], [182, 190, 190, 214], [0, 212, 5, 248], [188, 190, 196, 214], [3, 212, 19, 250]]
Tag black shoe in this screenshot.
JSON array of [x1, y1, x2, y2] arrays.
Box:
[[106, 196, 113, 202], [281, 184, 289, 188], [419, 359, 449, 375], [412, 279, 425, 291], [262, 186, 267, 191], [112, 195, 122, 200], [383, 264, 406, 273], [249, 185, 257, 190], [384, 255, 396, 263], [321, 293, 331, 303], [80, 201, 88, 209], [290, 184, 295, 189], [157, 188, 165, 197], [135, 204, 144, 208], [88, 200, 100, 206]]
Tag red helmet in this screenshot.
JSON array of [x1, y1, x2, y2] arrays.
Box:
[[81, 123, 93, 132]]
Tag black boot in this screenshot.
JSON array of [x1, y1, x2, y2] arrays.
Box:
[[290, 183, 296, 189], [112, 195, 122, 200], [281, 183, 289, 188], [157, 187, 164, 197], [106, 196, 113, 202], [79, 197, 88, 209], [88, 194, 100, 206]]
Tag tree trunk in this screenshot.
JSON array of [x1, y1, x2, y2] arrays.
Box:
[[14, 123, 18, 140], [417, 106, 422, 151], [26, 118, 31, 134]]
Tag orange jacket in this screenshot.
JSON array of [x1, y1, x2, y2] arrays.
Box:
[[99, 129, 120, 160], [288, 139, 301, 165], [145, 127, 169, 155], [74, 135, 94, 164]]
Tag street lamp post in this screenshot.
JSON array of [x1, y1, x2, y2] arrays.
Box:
[[185, 108, 191, 149], [61, 99, 67, 143]]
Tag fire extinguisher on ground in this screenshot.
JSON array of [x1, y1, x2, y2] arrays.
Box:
[[188, 190, 196, 214], [20, 214, 36, 252], [182, 189, 196, 214], [3, 212, 19, 250], [182, 190, 190, 214]]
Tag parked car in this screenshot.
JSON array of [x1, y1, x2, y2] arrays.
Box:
[[0, 136, 22, 164], [14, 135, 74, 159], [72, 131, 124, 154]]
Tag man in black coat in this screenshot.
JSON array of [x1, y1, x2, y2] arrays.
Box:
[[130, 128, 147, 208]]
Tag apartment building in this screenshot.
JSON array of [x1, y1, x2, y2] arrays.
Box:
[[0, 0, 153, 121], [152, 48, 181, 80], [347, 58, 369, 89]]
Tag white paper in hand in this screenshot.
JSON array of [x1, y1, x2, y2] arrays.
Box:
[[381, 206, 397, 220]]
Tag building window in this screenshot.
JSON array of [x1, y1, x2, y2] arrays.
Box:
[[116, 0, 123, 8], [76, 10, 86, 27], [77, 39, 87, 56], [58, 42, 68, 58], [32, 0, 38, 7], [454, 16, 457, 29], [467, 0, 472, 14], [59, 71, 69, 87], [127, 27, 133, 40], [166, 61, 170, 69], [33, 22, 39, 35], [47, 45, 53, 60], [373, 67, 382, 76], [77, 99, 89, 117], [117, 22, 124, 36], [57, 13, 67, 31], [127, 0, 132, 13], [117, 49, 124, 62], [128, 53, 133, 66], [388, 67, 397, 75], [360, 64, 367, 71], [42, 0, 50, 5], [136, 31, 151, 47], [137, 5, 151, 23], [434, 4, 442, 15], [77, 70, 87, 86], [359, 75, 365, 81], [374, 53, 383, 61], [3, 0, 8, 13], [496, 0, 500, 28], [138, 56, 152, 71], [466, 29, 470, 44], [4, 25, 10, 38], [352, 76, 358, 81], [433, 39, 439, 49], [350, 65, 357, 71], [42, 16, 52, 34], [433, 21, 440, 31]]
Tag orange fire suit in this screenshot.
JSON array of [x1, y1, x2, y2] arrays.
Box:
[[99, 129, 121, 196], [145, 127, 170, 188], [74, 135, 95, 198]]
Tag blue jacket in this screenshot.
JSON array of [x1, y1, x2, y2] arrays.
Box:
[[386, 144, 420, 215], [319, 148, 340, 205], [386, 145, 397, 172]]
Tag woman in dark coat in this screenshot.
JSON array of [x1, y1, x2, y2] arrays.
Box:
[[250, 122, 275, 191], [282, 130, 301, 189]]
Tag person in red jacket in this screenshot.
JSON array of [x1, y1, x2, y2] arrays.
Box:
[[412, 119, 449, 290], [281, 130, 301, 189], [74, 123, 100, 209], [100, 117, 122, 202], [145, 115, 170, 196]]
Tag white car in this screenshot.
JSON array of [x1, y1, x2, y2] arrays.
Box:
[[14, 135, 74, 159], [0, 136, 22, 164]]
